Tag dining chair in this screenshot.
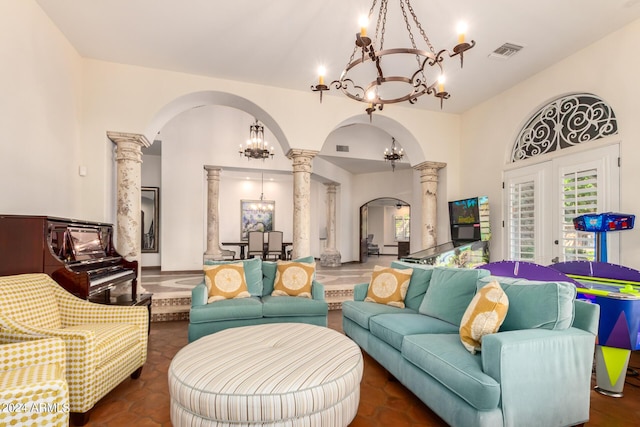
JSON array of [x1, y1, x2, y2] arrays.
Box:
[[247, 231, 265, 258], [219, 247, 236, 260], [265, 231, 283, 260]]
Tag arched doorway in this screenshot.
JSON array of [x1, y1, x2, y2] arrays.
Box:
[[359, 197, 411, 262], [140, 91, 294, 271]]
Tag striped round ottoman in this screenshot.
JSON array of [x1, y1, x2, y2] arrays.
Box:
[[168, 323, 363, 426]]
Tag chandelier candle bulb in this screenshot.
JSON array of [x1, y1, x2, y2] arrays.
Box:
[[438, 75, 446, 93], [457, 22, 467, 44], [317, 66, 326, 86], [359, 16, 368, 37]]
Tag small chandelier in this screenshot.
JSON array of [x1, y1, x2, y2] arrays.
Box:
[[384, 137, 404, 171], [251, 173, 274, 212], [239, 119, 274, 160], [311, 0, 475, 118]]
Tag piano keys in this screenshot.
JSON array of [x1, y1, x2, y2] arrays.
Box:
[[0, 215, 139, 303]]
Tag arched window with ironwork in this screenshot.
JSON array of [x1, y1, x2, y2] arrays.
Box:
[[511, 93, 618, 162]]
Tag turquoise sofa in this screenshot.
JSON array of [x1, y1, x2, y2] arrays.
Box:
[[189, 257, 328, 342], [342, 261, 599, 427]]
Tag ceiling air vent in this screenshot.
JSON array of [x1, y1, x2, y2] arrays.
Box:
[[488, 42, 524, 60], [336, 145, 350, 152]]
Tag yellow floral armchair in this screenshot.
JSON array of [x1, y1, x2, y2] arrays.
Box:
[[0, 273, 148, 425], [0, 337, 69, 426]]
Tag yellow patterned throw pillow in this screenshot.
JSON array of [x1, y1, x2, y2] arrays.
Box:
[[204, 263, 251, 303], [272, 261, 316, 298], [365, 265, 413, 308], [459, 281, 509, 354]]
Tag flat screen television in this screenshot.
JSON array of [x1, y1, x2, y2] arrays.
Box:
[[67, 227, 106, 261]]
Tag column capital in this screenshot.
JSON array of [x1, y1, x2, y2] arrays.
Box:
[[108, 132, 150, 164], [413, 161, 447, 174], [286, 149, 319, 161], [204, 166, 221, 180], [287, 149, 318, 174], [414, 161, 446, 183], [107, 131, 151, 148], [324, 182, 339, 192]]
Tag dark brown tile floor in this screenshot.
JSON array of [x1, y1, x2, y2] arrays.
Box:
[[84, 312, 640, 427]]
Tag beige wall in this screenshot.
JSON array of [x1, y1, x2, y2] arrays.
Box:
[[0, 0, 84, 218], [460, 19, 640, 270], [12, 1, 639, 270]]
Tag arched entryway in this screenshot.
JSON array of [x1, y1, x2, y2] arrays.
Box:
[[359, 198, 411, 262]]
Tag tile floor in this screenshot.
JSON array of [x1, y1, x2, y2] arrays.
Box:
[[83, 312, 640, 427], [81, 257, 640, 426], [84, 311, 448, 427]]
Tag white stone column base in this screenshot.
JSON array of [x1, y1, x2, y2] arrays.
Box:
[[320, 250, 342, 267]]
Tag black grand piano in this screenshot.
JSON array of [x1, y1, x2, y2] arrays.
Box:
[[0, 215, 147, 307]]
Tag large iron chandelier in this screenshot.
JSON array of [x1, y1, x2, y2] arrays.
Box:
[[383, 137, 404, 171], [239, 120, 274, 160], [311, 0, 475, 117]]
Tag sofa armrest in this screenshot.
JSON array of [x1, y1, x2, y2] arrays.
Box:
[[353, 283, 369, 301], [572, 299, 600, 335], [192, 282, 208, 307], [311, 281, 325, 301], [482, 328, 596, 426], [54, 285, 148, 329]]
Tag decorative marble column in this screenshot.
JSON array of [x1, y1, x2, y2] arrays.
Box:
[[107, 131, 150, 295], [320, 182, 341, 267], [203, 166, 223, 261], [287, 149, 318, 259], [414, 161, 447, 250]]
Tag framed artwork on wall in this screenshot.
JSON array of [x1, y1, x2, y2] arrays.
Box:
[[240, 200, 274, 240], [141, 187, 159, 252]]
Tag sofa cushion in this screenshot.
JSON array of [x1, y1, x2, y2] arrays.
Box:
[[272, 260, 315, 298], [418, 267, 489, 326], [479, 276, 576, 331], [189, 297, 263, 324], [205, 257, 263, 297], [262, 295, 328, 317], [342, 300, 415, 331], [391, 261, 434, 311], [460, 281, 509, 354], [369, 313, 458, 351], [365, 265, 413, 308], [402, 334, 501, 411], [203, 263, 251, 303], [263, 256, 314, 296]]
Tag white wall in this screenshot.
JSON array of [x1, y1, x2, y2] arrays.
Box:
[[0, 0, 84, 218], [460, 18, 640, 270]]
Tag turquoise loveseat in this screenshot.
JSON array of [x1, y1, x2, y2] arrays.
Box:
[[342, 261, 599, 427], [188, 257, 328, 342]]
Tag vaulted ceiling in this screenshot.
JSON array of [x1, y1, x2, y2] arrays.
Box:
[[35, 0, 640, 173]]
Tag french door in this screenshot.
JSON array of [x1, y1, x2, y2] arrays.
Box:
[[504, 144, 619, 265]]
